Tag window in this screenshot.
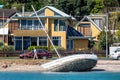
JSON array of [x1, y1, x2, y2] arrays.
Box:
[[54, 19, 66, 31], [21, 20, 26, 30], [52, 37, 61, 46], [23, 37, 31, 50], [67, 39, 73, 50], [21, 20, 45, 30], [54, 20, 58, 31], [79, 23, 90, 27], [34, 20, 40, 30], [14, 37, 22, 50], [39, 37, 47, 46], [92, 19, 102, 29], [27, 20, 32, 30]]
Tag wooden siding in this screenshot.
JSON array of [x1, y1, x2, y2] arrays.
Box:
[[9, 20, 19, 34], [77, 26, 91, 36], [74, 39, 89, 50]]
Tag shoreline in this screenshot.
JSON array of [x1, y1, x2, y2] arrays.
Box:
[[0, 60, 120, 72]]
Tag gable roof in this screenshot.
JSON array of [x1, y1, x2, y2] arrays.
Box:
[[67, 25, 83, 37], [30, 6, 71, 18], [75, 16, 102, 31], [67, 25, 91, 39], [0, 9, 16, 18]]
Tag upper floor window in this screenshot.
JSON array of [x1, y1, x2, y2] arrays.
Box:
[[92, 19, 102, 29], [21, 19, 45, 30], [54, 19, 66, 31]]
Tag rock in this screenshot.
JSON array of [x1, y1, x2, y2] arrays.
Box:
[[2, 64, 8, 68]]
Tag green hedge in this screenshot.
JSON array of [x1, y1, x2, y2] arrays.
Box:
[[0, 46, 15, 51], [50, 46, 65, 51], [27, 46, 48, 51]]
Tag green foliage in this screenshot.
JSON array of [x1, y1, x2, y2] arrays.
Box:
[[27, 46, 48, 51], [1, 46, 15, 51], [50, 46, 65, 51], [0, 42, 3, 46], [97, 31, 113, 50], [115, 29, 120, 42], [0, 0, 120, 21], [109, 12, 120, 30], [91, 0, 104, 13]]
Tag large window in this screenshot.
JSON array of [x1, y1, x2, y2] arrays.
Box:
[[23, 37, 31, 50], [92, 19, 102, 29], [67, 39, 73, 50], [14, 37, 22, 50], [39, 37, 47, 46], [54, 19, 66, 31], [27, 20, 32, 30], [21, 20, 27, 30], [52, 37, 61, 46], [21, 19, 45, 30]]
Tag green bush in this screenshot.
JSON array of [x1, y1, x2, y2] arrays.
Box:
[[27, 46, 48, 51], [2, 46, 15, 51], [0, 42, 3, 46], [50, 46, 65, 51]]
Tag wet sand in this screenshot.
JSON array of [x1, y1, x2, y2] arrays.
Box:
[[0, 60, 120, 72]]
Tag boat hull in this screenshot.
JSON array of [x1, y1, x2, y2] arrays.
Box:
[[41, 54, 97, 72]]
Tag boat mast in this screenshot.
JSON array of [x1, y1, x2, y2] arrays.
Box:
[[31, 5, 61, 58]]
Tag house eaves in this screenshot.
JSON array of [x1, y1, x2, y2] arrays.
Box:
[[30, 6, 74, 19], [12, 16, 70, 19], [68, 36, 91, 39], [75, 16, 102, 31]]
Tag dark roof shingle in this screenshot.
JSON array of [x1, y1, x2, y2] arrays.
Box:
[[0, 9, 16, 18]]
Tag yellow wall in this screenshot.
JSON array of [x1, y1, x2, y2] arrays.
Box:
[[5, 24, 8, 28], [45, 8, 67, 49], [74, 39, 89, 50], [90, 23, 101, 41], [45, 8, 54, 16]]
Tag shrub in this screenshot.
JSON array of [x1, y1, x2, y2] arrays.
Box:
[[2, 46, 15, 51], [27, 46, 48, 51], [50, 46, 65, 51], [0, 42, 3, 46]]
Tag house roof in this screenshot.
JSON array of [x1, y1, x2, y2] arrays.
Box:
[[75, 16, 102, 31], [0, 9, 16, 18], [12, 6, 76, 20], [30, 6, 71, 18], [67, 25, 83, 37], [67, 25, 90, 39], [67, 25, 92, 39]]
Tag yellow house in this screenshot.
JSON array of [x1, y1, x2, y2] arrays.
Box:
[[8, 6, 90, 50], [75, 14, 107, 41]]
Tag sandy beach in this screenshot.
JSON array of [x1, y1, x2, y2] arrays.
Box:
[[93, 60, 120, 72], [0, 59, 120, 72]]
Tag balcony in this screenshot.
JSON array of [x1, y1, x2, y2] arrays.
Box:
[[13, 30, 47, 36]]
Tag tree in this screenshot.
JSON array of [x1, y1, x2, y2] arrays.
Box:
[[97, 31, 113, 50], [91, 0, 104, 13], [115, 29, 120, 42], [109, 12, 120, 32]]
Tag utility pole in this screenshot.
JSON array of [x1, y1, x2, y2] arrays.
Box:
[[106, 13, 109, 58], [2, 12, 4, 48]]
